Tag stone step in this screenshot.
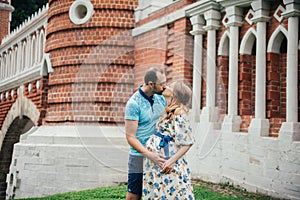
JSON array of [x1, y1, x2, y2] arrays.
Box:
[[20, 126, 129, 146]]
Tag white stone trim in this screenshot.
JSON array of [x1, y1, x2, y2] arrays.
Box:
[[239, 27, 257, 55], [222, 13, 229, 26], [0, 53, 53, 92], [245, 9, 254, 25], [0, 2, 14, 12], [273, 5, 286, 23], [69, 0, 94, 25], [1, 4, 48, 45], [267, 25, 288, 53], [218, 30, 230, 56], [132, 7, 185, 36]]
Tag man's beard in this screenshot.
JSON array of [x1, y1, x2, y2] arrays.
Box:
[[154, 89, 164, 95]]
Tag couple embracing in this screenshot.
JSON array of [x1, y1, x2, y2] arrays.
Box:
[[125, 67, 195, 200]]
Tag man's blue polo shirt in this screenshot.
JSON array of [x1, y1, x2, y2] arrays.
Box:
[[125, 87, 166, 156]]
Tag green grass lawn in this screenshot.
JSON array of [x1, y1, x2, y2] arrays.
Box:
[[17, 181, 279, 200]]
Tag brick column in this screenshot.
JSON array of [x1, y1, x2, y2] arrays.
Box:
[[0, 2, 13, 42]]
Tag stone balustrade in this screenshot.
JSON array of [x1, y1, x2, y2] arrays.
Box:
[[0, 4, 50, 93]]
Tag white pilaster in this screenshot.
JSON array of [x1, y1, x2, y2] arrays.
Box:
[[222, 6, 243, 132], [286, 16, 298, 123], [248, 0, 270, 136], [200, 9, 221, 126], [279, 0, 300, 141], [190, 15, 205, 123]]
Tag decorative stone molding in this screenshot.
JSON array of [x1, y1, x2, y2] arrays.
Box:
[[204, 9, 221, 30], [185, 0, 220, 17], [250, 0, 271, 23], [0, 2, 14, 12], [282, 0, 300, 18], [189, 15, 205, 35], [273, 5, 286, 23], [267, 25, 288, 53], [218, 30, 229, 56], [135, 0, 175, 22], [0, 53, 53, 92], [224, 6, 243, 27], [69, 0, 94, 25], [239, 27, 257, 55], [1, 4, 48, 45]]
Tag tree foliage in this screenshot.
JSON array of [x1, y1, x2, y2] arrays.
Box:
[[11, 0, 48, 31]]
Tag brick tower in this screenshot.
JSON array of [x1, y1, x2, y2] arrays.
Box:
[[0, 1, 14, 42], [5, 0, 138, 198], [45, 0, 137, 125]]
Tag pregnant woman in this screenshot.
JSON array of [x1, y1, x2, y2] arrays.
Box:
[[143, 81, 195, 200]]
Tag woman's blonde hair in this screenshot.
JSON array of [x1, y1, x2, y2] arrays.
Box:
[[158, 81, 192, 123], [169, 81, 192, 108]]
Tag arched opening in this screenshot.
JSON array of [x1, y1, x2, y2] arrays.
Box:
[[217, 31, 230, 119], [21, 41, 26, 71], [238, 28, 256, 133], [39, 30, 45, 63], [266, 27, 288, 136], [0, 116, 34, 199]]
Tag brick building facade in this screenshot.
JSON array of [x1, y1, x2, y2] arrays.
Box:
[[0, 0, 299, 199]]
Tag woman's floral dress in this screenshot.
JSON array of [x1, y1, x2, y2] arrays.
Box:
[[143, 114, 195, 200]]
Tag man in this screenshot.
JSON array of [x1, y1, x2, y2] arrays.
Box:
[[125, 67, 167, 200]]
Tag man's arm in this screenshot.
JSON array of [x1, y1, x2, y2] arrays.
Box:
[[125, 119, 166, 167]]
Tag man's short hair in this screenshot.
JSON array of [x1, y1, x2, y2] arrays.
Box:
[[144, 67, 164, 84]]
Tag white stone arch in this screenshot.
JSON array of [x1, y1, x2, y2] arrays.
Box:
[[2, 54, 6, 79], [12, 46, 18, 77], [8, 50, 12, 78], [0, 92, 40, 150], [39, 29, 45, 63], [26, 37, 31, 68], [218, 30, 230, 56], [267, 25, 288, 53], [239, 27, 257, 55], [31, 35, 36, 66], [21, 41, 27, 71]]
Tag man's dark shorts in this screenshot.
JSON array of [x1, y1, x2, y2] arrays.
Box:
[[127, 154, 143, 195]]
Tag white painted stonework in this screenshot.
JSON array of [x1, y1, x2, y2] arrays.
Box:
[[188, 121, 300, 200], [6, 126, 129, 199]]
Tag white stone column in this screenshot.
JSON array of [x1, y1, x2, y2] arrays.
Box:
[[286, 16, 298, 123], [248, 0, 270, 136], [190, 15, 205, 123], [222, 6, 242, 132], [200, 9, 221, 126], [279, 0, 300, 141]]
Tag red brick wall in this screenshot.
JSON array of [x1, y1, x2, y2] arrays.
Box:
[[0, 90, 16, 130], [134, 27, 168, 87], [0, 77, 49, 129], [134, 17, 193, 88], [45, 0, 138, 125]]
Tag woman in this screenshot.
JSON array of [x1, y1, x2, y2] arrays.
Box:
[[143, 81, 195, 200]]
